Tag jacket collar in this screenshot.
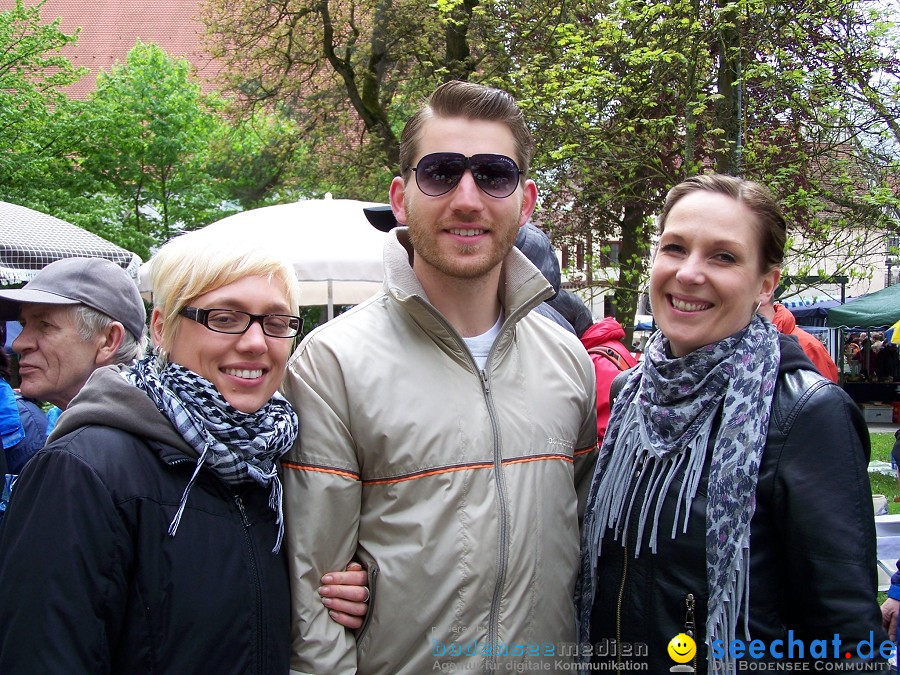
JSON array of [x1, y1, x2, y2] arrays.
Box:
[[49, 364, 197, 463]]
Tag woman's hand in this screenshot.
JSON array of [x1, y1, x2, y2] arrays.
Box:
[[320, 562, 369, 629], [881, 596, 899, 642]]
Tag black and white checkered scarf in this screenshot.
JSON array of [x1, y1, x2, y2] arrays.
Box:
[[126, 356, 299, 552]]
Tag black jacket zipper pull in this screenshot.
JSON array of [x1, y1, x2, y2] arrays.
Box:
[[684, 593, 695, 637], [684, 593, 698, 674]]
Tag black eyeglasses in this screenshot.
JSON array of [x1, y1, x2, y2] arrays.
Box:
[[180, 307, 303, 338], [409, 152, 522, 199]]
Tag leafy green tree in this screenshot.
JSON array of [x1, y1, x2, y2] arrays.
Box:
[[735, 0, 900, 291], [200, 0, 504, 198], [507, 0, 899, 340], [0, 5, 332, 261], [74, 41, 227, 248], [0, 2, 141, 255], [0, 0, 85, 207], [205, 109, 358, 209], [505, 1, 706, 334]]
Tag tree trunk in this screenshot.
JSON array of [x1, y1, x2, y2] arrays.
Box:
[[714, 0, 741, 175], [614, 197, 651, 349]]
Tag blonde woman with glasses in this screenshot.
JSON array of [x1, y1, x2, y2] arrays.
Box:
[[0, 229, 367, 673]]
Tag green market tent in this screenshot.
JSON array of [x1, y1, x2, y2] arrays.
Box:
[[826, 284, 900, 329]]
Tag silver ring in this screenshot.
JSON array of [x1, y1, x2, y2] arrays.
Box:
[[362, 587, 370, 603]]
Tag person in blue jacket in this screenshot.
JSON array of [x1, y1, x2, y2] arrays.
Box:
[[0, 345, 47, 475], [0, 345, 48, 524]]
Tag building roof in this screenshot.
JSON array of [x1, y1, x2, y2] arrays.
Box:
[[28, 0, 222, 99]]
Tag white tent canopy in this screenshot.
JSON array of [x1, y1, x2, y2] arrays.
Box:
[[0, 201, 142, 285], [140, 197, 390, 318]]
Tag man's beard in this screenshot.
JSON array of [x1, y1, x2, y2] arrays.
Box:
[[405, 205, 522, 281]]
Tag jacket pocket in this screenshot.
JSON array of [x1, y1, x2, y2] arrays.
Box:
[[355, 562, 378, 643]]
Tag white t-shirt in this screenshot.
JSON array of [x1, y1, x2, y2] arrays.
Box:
[[462, 314, 504, 370]]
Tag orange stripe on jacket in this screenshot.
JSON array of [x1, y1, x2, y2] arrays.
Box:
[[364, 452, 577, 486], [281, 461, 360, 481], [574, 444, 598, 457], [283, 451, 588, 486]]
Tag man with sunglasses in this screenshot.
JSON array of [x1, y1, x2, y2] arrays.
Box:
[[282, 80, 598, 674]]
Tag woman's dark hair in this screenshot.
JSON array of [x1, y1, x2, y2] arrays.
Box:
[[657, 174, 787, 272], [0, 322, 9, 382], [0, 348, 11, 383]]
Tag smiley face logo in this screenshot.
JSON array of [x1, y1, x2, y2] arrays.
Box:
[[667, 633, 696, 664]]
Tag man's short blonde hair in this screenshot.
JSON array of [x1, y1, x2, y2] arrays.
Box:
[[147, 228, 301, 354]]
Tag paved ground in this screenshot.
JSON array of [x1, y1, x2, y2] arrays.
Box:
[[869, 423, 899, 435]]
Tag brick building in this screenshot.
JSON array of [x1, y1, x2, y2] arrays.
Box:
[[18, 0, 220, 98]]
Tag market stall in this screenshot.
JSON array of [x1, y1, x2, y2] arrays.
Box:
[[827, 285, 900, 420], [0, 201, 141, 284]]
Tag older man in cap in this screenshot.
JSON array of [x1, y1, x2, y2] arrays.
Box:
[[0, 257, 147, 412]]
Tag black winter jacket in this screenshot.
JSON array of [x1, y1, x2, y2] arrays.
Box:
[[588, 335, 889, 672], [0, 366, 290, 674]]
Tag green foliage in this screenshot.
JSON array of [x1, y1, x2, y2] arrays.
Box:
[[72, 41, 227, 248], [0, 3, 334, 261], [2, 0, 898, 311], [869, 432, 900, 514], [500, 0, 900, 337], [0, 0, 86, 203]]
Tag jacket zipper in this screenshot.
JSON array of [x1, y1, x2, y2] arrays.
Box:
[[615, 526, 629, 674], [684, 593, 698, 674], [480, 367, 510, 671], [615, 455, 645, 674], [410, 297, 529, 670], [235, 495, 264, 674]]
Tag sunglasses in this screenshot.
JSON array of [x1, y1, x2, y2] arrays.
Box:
[[409, 152, 522, 199]]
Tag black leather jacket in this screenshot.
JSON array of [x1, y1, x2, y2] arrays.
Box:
[[587, 335, 889, 672]]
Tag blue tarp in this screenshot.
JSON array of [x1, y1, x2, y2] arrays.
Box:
[[784, 299, 842, 322]]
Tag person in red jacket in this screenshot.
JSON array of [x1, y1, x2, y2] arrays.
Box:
[[580, 317, 638, 442], [759, 298, 839, 382]]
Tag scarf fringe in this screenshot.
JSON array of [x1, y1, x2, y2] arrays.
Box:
[[168, 446, 209, 537], [672, 414, 714, 539], [269, 476, 285, 553], [593, 400, 716, 558], [708, 546, 751, 673]]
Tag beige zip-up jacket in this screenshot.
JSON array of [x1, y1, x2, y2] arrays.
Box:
[[282, 229, 598, 674]]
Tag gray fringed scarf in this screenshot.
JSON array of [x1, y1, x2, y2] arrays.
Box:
[[126, 356, 299, 552], [577, 315, 780, 672]]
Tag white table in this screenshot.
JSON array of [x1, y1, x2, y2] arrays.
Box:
[[875, 514, 900, 590]]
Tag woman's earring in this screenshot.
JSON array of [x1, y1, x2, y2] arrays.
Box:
[[153, 344, 168, 368], [754, 300, 762, 314]]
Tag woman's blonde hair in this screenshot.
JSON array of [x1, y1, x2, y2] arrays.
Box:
[[147, 228, 301, 355]]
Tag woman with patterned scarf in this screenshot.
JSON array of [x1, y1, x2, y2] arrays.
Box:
[[0, 229, 368, 673], [576, 175, 888, 673]]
